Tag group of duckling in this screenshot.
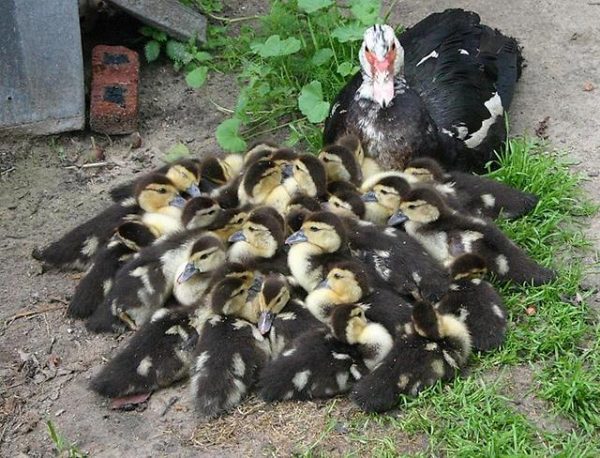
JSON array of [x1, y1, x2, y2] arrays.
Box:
[[33, 133, 554, 416]]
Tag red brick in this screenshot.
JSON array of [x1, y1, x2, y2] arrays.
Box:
[[90, 45, 139, 135]]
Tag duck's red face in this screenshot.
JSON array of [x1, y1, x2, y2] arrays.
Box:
[[359, 25, 403, 108]]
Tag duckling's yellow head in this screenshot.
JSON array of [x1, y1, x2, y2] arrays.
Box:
[[331, 304, 367, 345], [199, 157, 229, 188], [326, 190, 365, 219], [135, 174, 185, 212], [209, 272, 260, 317], [244, 159, 285, 203], [282, 154, 327, 199], [165, 160, 201, 196], [181, 197, 221, 229], [176, 235, 226, 284], [318, 145, 361, 185], [256, 273, 291, 334], [228, 207, 285, 260], [399, 188, 446, 224], [285, 211, 346, 253], [319, 260, 369, 304], [404, 158, 446, 183], [210, 207, 250, 242]]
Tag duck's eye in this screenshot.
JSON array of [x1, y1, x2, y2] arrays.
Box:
[[333, 273, 341, 279], [248, 227, 257, 232], [380, 189, 389, 195], [295, 164, 302, 171], [206, 210, 216, 215], [157, 188, 167, 194], [408, 204, 416, 209], [365, 45, 370, 53], [309, 226, 319, 232], [200, 253, 209, 260], [333, 202, 340, 207], [322, 157, 330, 163], [391, 42, 396, 51]]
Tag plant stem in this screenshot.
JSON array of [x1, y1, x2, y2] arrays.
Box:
[[206, 13, 262, 24]]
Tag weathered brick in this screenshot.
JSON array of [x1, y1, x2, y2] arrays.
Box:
[[90, 45, 139, 135]]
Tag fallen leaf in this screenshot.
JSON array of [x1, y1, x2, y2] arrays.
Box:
[[583, 82, 595, 92], [129, 132, 143, 149], [110, 392, 151, 411], [525, 306, 536, 316]]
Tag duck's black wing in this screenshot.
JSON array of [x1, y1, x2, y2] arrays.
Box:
[[400, 9, 522, 172], [323, 72, 363, 146]]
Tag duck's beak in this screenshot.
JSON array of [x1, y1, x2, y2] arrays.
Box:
[[258, 311, 275, 335], [177, 262, 198, 283], [169, 195, 187, 208], [281, 163, 294, 180], [316, 279, 331, 290], [388, 211, 408, 226], [361, 191, 378, 202], [228, 230, 246, 243], [186, 183, 201, 197], [285, 229, 307, 245]]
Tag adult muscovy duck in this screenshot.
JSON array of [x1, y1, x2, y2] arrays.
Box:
[[323, 9, 522, 173]]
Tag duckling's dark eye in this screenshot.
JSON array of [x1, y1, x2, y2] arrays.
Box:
[[157, 188, 167, 194], [322, 157, 330, 163], [309, 226, 319, 232], [248, 227, 257, 232], [365, 45, 370, 53], [407, 204, 416, 209], [380, 189, 389, 195], [333, 202, 340, 207], [333, 273, 341, 279], [206, 210, 216, 215], [200, 253, 209, 260]]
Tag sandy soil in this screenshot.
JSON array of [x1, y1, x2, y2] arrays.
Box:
[[1, 1, 598, 456]]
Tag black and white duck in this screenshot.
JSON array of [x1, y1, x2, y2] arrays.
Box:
[[323, 9, 522, 172]]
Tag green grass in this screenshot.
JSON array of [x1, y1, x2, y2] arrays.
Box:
[[151, 1, 600, 454], [46, 420, 87, 457]]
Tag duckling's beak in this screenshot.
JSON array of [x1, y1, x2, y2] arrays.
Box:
[[281, 163, 294, 180], [285, 229, 307, 245], [186, 184, 201, 197], [228, 230, 247, 243], [316, 279, 331, 290], [170, 195, 187, 208], [361, 191, 378, 203], [258, 311, 275, 335], [388, 211, 408, 226], [177, 263, 198, 283]]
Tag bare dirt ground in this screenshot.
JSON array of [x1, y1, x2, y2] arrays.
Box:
[[1, 1, 598, 456]]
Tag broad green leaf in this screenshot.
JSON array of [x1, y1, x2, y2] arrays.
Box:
[[250, 35, 302, 58], [194, 51, 213, 62], [164, 143, 191, 163], [337, 61, 357, 77], [216, 118, 247, 152], [331, 23, 365, 43], [298, 81, 330, 123], [153, 30, 168, 43], [166, 40, 191, 63], [185, 66, 208, 88], [350, 0, 381, 25], [144, 40, 160, 62], [312, 48, 334, 66], [139, 26, 154, 38], [298, 0, 333, 14]]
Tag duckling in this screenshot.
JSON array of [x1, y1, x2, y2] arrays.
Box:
[[405, 157, 539, 219], [243, 140, 281, 167], [87, 233, 226, 332], [191, 275, 270, 418], [109, 159, 202, 202], [330, 304, 394, 371], [258, 327, 368, 401], [198, 155, 244, 193], [285, 195, 322, 232], [255, 274, 324, 357], [90, 306, 198, 398], [397, 187, 556, 285], [227, 207, 287, 274], [336, 133, 382, 179], [207, 205, 252, 243], [341, 216, 450, 303], [285, 211, 352, 293], [436, 254, 507, 351], [238, 159, 288, 211], [181, 196, 222, 230], [32, 173, 185, 271], [67, 220, 157, 319], [318, 144, 362, 186], [282, 153, 328, 201], [360, 174, 413, 225], [325, 183, 366, 219], [350, 298, 472, 412], [305, 260, 413, 337]]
